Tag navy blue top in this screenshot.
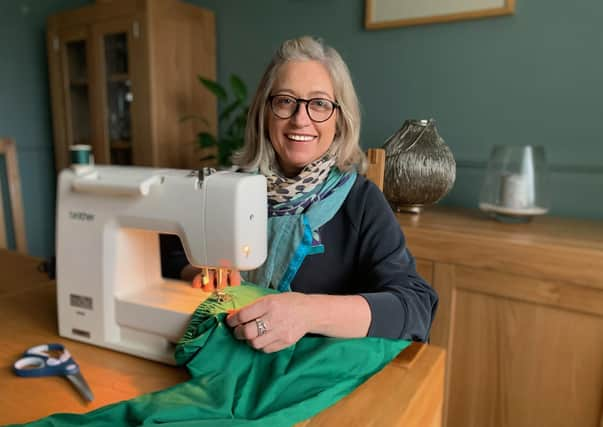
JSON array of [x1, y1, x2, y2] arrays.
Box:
[[160, 174, 438, 342]]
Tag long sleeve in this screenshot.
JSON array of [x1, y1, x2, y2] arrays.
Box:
[[291, 175, 438, 341], [355, 183, 438, 341]]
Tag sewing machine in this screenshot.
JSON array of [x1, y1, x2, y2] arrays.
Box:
[[55, 165, 267, 364]]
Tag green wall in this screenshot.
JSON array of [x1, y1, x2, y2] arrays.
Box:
[[1, 1, 89, 257], [1, 0, 601, 257], [191, 0, 603, 216]]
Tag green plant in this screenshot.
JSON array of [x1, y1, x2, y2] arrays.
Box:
[[182, 74, 248, 166]]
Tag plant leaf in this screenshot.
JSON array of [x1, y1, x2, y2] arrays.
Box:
[[198, 76, 227, 102], [197, 132, 217, 148], [218, 145, 232, 166], [219, 99, 242, 122], [189, 74, 249, 166], [230, 75, 247, 102], [233, 114, 247, 133]]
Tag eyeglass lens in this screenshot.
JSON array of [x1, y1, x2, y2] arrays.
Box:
[[270, 95, 336, 122]]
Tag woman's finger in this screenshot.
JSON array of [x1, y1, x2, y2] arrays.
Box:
[[259, 341, 286, 354], [191, 273, 203, 289], [226, 298, 269, 327], [232, 324, 249, 340], [233, 318, 272, 340], [233, 320, 264, 340], [247, 330, 278, 351], [228, 270, 241, 286]]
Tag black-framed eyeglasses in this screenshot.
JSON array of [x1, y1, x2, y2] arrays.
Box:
[[268, 94, 340, 123]]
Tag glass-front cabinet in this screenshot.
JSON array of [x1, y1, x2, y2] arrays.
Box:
[[104, 32, 133, 165], [48, 26, 94, 170], [47, 0, 217, 172], [94, 19, 136, 166], [65, 38, 91, 147], [48, 19, 139, 169]]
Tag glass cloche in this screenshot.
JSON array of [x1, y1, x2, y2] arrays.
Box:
[[479, 145, 550, 222]]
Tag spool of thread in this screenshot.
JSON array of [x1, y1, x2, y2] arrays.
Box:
[[70, 144, 92, 165], [70, 144, 94, 175]]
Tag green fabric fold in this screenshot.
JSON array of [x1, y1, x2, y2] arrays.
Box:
[[16, 285, 411, 427]]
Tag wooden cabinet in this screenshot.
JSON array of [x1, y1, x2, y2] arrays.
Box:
[[47, 0, 216, 172], [402, 207, 603, 427]]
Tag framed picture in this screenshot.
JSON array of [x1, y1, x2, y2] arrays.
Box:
[[365, 0, 515, 30]]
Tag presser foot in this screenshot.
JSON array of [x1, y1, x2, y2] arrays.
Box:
[[212, 290, 232, 303]]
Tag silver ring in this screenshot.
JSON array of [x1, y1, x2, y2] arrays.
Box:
[[255, 318, 268, 336]]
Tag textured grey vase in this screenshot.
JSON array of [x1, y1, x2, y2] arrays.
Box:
[[382, 119, 456, 213]]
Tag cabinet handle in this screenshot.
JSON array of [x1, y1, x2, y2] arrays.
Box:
[[52, 36, 60, 52], [132, 21, 140, 39]]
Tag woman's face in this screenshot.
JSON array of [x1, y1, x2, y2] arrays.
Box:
[[267, 60, 337, 177]]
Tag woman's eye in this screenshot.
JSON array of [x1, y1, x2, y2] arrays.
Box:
[[311, 99, 330, 109], [277, 97, 294, 105]]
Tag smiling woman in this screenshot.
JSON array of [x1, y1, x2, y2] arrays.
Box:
[[265, 60, 338, 177], [169, 36, 438, 354]]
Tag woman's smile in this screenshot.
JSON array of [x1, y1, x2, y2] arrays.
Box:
[[286, 133, 316, 143], [268, 60, 337, 177]]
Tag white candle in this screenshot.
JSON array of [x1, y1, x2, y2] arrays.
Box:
[[500, 174, 530, 210]]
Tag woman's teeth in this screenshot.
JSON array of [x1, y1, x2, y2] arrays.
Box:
[[287, 134, 315, 142]]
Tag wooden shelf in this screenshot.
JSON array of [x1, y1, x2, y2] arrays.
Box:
[[108, 73, 130, 83], [110, 140, 131, 150], [69, 78, 88, 86]]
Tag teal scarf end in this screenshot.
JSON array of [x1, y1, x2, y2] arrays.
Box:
[[245, 169, 357, 292]]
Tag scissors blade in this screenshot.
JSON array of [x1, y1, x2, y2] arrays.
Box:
[[66, 372, 94, 402]]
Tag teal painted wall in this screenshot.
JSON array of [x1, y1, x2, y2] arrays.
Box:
[[191, 0, 603, 217], [0, 0, 601, 257], [1, 1, 89, 256]]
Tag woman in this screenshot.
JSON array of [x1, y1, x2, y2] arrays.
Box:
[[168, 36, 437, 353]]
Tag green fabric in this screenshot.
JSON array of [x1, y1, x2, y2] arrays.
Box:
[[16, 285, 411, 427]]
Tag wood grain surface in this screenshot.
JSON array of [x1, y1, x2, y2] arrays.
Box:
[[0, 249, 444, 426]]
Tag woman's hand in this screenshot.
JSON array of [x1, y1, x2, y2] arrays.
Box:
[[225, 292, 312, 353]]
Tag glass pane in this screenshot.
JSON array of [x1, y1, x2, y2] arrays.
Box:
[[104, 33, 128, 75], [67, 40, 87, 82], [104, 33, 132, 165], [66, 40, 90, 146]]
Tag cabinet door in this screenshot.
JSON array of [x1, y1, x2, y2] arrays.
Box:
[[91, 18, 148, 166], [47, 26, 97, 171], [415, 258, 434, 284], [433, 263, 603, 427]]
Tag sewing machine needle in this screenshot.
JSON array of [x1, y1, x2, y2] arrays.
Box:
[[202, 268, 210, 287]]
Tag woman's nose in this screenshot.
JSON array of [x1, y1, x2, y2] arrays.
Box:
[[291, 102, 312, 125]]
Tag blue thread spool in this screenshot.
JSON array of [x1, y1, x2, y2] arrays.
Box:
[[70, 145, 92, 165]]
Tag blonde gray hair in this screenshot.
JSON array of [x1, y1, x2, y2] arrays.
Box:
[[233, 36, 366, 174]]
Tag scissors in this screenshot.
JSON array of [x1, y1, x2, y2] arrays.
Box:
[[13, 343, 94, 402]]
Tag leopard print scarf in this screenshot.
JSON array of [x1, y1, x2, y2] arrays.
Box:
[[266, 155, 336, 207]]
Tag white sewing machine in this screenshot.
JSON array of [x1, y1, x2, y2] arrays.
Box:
[[55, 165, 267, 364]]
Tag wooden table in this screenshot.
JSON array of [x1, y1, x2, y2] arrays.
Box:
[[0, 249, 444, 426]]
